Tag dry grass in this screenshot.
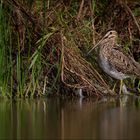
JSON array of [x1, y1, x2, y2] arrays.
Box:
[[2, 0, 140, 97]]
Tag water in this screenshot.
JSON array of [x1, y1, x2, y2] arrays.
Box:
[[0, 95, 140, 139]]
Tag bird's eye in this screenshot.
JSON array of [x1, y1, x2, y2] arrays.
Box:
[[110, 32, 112, 34]]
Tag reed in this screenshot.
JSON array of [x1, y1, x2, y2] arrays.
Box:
[[0, 2, 11, 97], [0, 0, 139, 98]]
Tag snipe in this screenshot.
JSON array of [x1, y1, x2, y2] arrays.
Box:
[[87, 30, 140, 93]]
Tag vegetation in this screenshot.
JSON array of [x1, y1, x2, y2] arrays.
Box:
[[0, 0, 140, 98]]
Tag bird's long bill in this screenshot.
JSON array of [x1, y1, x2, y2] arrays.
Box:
[[87, 37, 104, 55]]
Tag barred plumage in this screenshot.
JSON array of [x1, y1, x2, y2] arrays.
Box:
[[88, 30, 140, 80]]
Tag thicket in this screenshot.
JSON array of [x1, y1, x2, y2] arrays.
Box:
[[0, 0, 140, 98]]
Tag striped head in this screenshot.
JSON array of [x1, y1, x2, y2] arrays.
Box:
[[99, 30, 118, 48], [102, 30, 118, 40], [87, 30, 118, 55]]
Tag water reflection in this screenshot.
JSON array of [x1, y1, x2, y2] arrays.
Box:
[[0, 95, 140, 139]]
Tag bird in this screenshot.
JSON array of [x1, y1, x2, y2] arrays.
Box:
[[87, 30, 140, 93]]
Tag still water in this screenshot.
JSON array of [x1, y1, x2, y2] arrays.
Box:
[[0, 95, 140, 139]]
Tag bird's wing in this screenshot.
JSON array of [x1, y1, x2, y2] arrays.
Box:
[[108, 47, 140, 77]]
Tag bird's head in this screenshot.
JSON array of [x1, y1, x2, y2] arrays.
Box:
[[103, 30, 118, 40], [87, 30, 118, 55]]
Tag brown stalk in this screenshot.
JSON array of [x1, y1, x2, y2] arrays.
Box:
[[76, 0, 84, 21], [122, 2, 140, 34]]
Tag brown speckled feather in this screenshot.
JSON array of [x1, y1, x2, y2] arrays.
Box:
[[108, 47, 140, 77], [97, 30, 140, 79]]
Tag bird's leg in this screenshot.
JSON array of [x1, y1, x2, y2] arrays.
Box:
[[119, 80, 130, 94], [119, 80, 123, 94], [122, 84, 130, 94], [112, 82, 116, 91], [112, 80, 119, 92]]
